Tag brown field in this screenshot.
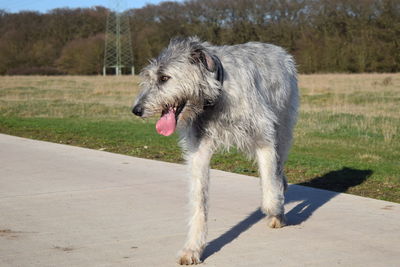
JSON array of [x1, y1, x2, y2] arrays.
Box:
[[1, 73, 399, 116]]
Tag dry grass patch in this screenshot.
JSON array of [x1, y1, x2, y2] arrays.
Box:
[[0, 75, 139, 118], [299, 73, 400, 119]]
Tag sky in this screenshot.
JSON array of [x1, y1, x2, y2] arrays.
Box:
[[0, 0, 181, 13]]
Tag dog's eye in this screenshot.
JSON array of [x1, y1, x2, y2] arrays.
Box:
[[159, 75, 171, 83]]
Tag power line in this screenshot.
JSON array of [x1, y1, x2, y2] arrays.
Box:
[[103, 0, 134, 76]]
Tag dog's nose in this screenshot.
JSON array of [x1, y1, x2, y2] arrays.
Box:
[[132, 104, 143, 117]]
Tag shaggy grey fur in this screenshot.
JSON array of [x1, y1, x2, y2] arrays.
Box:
[[132, 37, 299, 265]]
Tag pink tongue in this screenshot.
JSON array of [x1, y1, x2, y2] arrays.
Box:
[[156, 108, 176, 136]]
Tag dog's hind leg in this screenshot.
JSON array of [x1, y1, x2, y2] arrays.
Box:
[[256, 143, 286, 228], [178, 138, 214, 265]]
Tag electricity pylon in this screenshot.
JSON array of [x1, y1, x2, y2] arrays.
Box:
[[103, 0, 134, 76]]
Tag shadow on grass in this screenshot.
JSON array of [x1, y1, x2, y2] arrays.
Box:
[[201, 167, 372, 262]]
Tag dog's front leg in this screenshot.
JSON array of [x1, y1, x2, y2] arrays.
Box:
[[178, 138, 213, 265], [256, 143, 286, 228]]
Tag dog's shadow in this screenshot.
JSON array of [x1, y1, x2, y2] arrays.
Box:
[[201, 167, 372, 261]]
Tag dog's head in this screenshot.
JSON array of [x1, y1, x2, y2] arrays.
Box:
[[132, 37, 223, 136]]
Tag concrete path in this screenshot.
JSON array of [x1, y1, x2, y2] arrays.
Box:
[[0, 133, 399, 267]]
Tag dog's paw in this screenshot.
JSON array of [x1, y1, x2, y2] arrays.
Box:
[[267, 214, 286, 228], [177, 249, 201, 265]]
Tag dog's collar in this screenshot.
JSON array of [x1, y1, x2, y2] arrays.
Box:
[[204, 55, 224, 109], [212, 55, 224, 86]]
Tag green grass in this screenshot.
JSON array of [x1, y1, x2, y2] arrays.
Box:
[[0, 75, 399, 203], [0, 113, 398, 202]]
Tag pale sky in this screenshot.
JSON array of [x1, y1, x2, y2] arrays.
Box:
[[0, 0, 183, 13]]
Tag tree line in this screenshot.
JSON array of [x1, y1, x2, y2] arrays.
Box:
[[0, 0, 399, 75]]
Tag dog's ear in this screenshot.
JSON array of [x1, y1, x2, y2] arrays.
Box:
[[190, 47, 216, 72]]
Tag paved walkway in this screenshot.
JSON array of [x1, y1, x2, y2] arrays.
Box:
[[0, 133, 399, 266]]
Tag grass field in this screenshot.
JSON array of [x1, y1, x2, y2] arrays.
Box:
[[0, 74, 399, 202]]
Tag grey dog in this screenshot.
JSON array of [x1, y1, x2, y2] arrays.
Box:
[[132, 36, 299, 264]]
